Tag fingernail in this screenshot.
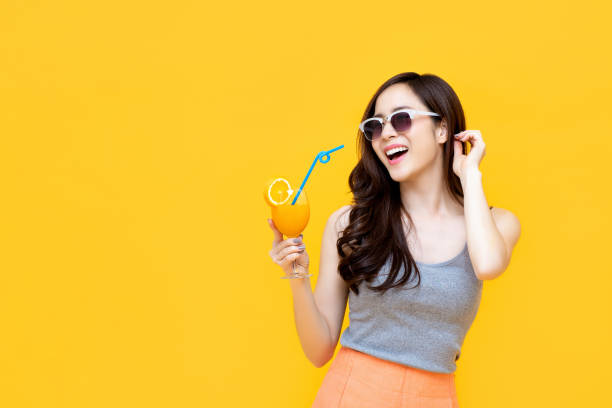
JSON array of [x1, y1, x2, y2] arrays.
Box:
[[297, 244, 305, 249], [293, 238, 302, 243]]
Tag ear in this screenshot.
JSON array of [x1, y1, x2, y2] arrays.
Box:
[[436, 119, 448, 144]]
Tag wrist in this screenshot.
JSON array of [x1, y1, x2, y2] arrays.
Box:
[[461, 167, 481, 185], [283, 263, 311, 279], [288, 275, 312, 289]]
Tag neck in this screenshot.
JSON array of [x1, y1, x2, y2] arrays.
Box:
[[398, 163, 462, 220]]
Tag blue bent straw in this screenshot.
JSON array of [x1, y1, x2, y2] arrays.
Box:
[[291, 144, 344, 205]]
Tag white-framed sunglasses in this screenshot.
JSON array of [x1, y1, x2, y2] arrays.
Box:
[[358, 109, 441, 141]]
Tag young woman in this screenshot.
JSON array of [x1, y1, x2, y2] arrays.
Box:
[[267, 72, 521, 407]]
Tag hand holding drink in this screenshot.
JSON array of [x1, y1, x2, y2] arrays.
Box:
[[264, 144, 344, 279], [264, 177, 312, 278], [267, 216, 310, 278]]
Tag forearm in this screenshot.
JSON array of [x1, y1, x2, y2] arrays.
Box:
[[288, 277, 334, 367], [461, 168, 507, 279]]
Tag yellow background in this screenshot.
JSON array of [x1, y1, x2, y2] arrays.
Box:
[[1, 0, 611, 406]]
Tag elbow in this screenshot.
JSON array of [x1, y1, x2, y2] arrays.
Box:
[[311, 359, 327, 368], [474, 253, 509, 281], [309, 345, 336, 368], [475, 270, 495, 281], [475, 263, 507, 280], [312, 357, 331, 369]]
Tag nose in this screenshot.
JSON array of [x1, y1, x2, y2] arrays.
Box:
[[380, 119, 397, 140]]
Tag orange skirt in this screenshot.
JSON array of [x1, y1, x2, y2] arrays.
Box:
[[312, 346, 459, 408]]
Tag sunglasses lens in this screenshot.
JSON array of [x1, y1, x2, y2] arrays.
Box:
[[391, 112, 412, 132], [363, 121, 382, 141]]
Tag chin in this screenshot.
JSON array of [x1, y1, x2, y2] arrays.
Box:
[[388, 167, 411, 182]]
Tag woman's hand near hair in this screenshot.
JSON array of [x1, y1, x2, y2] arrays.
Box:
[[453, 129, 485, 180], [267, 218, 310, 277]]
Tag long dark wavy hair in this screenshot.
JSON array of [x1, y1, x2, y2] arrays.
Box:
[[336, 72, 491, 296]]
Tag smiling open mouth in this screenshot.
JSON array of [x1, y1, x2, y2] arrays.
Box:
[[387, 149, 408, 164], [388, 150, 407, 160]]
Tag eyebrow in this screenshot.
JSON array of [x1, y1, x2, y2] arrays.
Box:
[[373, 105, 416, 118]]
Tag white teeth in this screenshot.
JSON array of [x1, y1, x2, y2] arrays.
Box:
[[385, 146, 408, 157]]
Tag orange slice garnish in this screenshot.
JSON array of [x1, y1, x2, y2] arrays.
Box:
[[264, 178, 294, 207]]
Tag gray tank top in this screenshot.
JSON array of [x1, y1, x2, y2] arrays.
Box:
[[339, 242, 483, 373]]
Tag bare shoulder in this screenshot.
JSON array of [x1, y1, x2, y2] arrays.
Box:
[[490, 206, 520, 226], [329, 204, 353, 235], [490, 206, 522, 258]]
